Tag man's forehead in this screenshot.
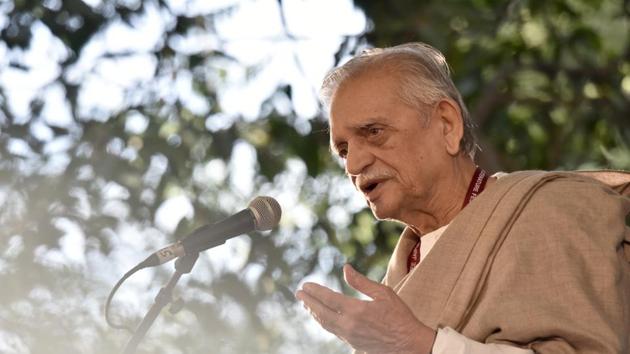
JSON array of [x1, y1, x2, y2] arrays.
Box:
[[327, 66, 406, 139]]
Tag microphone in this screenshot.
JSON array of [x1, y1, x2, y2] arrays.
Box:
[[139, 196, 282, 268]]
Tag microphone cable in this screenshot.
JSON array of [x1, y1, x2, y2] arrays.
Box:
[[104, 196, 281, 332], [104, 259, 152, 332]]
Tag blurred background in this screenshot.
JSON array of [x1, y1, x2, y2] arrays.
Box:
[[0, 0, 629, 353]]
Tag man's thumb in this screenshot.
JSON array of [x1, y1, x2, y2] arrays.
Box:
[[343, 264, 383, 299]]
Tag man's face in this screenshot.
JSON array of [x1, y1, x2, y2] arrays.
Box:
[[329, 68, 452, 222]]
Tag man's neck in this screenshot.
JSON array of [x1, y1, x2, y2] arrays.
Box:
[[405, 159, 482, 235]]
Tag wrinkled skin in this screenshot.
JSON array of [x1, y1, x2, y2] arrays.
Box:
[[302, 63, 474, 352], [295, 265, 436, 354]]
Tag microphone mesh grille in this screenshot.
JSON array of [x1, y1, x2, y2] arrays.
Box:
[[248, 196, 282, 231]]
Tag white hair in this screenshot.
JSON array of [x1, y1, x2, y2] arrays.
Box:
[[320, 42, 477, 159]]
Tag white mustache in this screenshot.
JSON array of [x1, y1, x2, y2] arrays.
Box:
[[353, 170, 394, 189]]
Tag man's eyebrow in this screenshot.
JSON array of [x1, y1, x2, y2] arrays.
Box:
[[358, 116, 388, 125], [342, 117, 389, 134], [357, 122, 383, 130]]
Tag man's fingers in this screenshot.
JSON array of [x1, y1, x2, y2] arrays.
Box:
[[296, 289, 342, 331], [343, 264, 388, 300], [300, 282, 355, 311]]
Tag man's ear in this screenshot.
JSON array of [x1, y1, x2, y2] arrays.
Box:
[[435, 99, 464, 156]]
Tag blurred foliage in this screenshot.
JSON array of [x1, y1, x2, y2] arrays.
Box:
[[355, 0, 630, 172], [0, 0, 628, 353]]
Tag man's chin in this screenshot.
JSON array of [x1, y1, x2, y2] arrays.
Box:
[[368, 202, 395, 221]]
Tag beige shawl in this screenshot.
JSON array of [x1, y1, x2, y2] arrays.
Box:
[[382, 171, 630, 353]]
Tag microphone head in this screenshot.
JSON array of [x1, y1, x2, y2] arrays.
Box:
[[247, 196, 282, 231]]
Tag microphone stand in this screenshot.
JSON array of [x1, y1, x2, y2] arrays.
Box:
[[122, 252, 199, 354]]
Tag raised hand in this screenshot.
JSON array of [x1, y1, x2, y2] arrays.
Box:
[[296, 264, 436, 354]]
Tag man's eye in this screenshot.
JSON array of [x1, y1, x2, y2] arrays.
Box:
[[338, 149, 348, 159], [368, 127, 383, 137]]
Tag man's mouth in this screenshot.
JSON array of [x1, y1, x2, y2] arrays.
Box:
[[359, 179, 386, 198], [362, 182, 379, 193], [355, 172, 392, 200]]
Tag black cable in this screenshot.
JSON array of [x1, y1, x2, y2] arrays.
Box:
[[105, 261, 150, 333]]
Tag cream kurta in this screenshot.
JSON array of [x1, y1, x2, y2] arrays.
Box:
[[383, 171, 630, 353]]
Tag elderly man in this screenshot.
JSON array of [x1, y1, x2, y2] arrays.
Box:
[[295, 42, 630, 353]]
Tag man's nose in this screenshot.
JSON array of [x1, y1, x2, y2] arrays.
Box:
[[345, 145, 373, 177]]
